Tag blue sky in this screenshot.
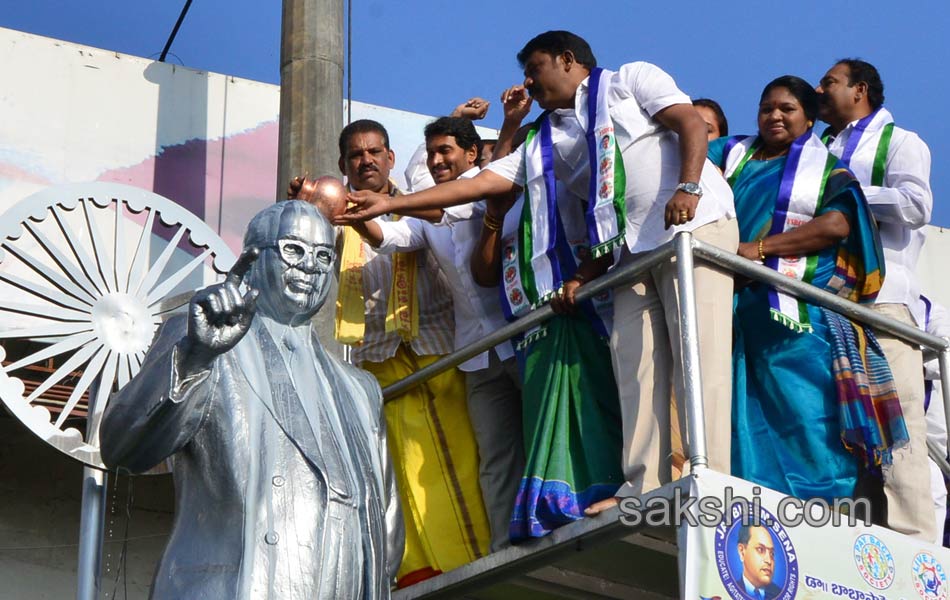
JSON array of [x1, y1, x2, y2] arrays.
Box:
[[4, 1, 948, 225]]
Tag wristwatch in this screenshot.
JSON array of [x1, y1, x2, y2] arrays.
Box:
[[676, 182, 703, 198]]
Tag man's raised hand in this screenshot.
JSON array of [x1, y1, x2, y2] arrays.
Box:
[[184, 247, 261, 367], [335, 190, 391, 224], [501, 85, 533, 124], [452, 97, 490, 121]]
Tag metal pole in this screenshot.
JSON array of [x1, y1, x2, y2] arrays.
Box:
[[928, 439, 950, 479], [158, 0, 194, 63], [77, 380, 107, 600], [940, 348, 950, 461], [77, 467, 107, 600], [673, 232, 708, 471]]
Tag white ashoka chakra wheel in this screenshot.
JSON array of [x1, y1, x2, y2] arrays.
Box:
[[0, 183, 236, 469]]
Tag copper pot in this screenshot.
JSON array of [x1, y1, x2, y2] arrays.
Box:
[[295, 176, 347, 219]]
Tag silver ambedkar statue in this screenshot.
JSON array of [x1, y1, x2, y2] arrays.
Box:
[[101, 200, 403, 599]]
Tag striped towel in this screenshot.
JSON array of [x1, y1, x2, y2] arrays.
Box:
[[821, 307, 908, 473]]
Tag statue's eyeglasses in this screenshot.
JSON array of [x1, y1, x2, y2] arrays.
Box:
[[261, 239, 333, 270]]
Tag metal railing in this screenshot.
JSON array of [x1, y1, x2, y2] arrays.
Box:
[[380, 231, 950, 473]]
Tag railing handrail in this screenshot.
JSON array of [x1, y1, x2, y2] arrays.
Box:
[[381, 232, 949, 400], [383, 230, 950, 593], [380, 242, 677, 400], [692, 238, 950, 352]]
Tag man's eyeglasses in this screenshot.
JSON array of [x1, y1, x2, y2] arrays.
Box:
[[261, 239, 333, 271]]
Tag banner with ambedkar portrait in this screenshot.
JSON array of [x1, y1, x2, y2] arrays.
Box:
[[682, 471, 950, 600]]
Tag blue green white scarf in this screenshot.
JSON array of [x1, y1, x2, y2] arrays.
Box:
[[500, 67, 625, 323], [822, 107, 895, 187], [722, 131, 837, 332]]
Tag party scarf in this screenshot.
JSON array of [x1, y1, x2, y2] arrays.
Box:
[[335, 225, 367, 343], [384, 221, 419, 342], [508, 67, 626, 316], [822, 107, 895, 186], [723, 132, 837, 332], [335, 184, 419, 343], [499, 195, 613, 349]]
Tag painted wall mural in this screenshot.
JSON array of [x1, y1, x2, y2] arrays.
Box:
[[0, 26, 493, 258]]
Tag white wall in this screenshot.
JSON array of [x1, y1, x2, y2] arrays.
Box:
[[0, 26, 495, 254], [918, 226, 950, 310]]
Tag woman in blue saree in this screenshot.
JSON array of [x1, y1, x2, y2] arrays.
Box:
[[708, 76, 906, 502]]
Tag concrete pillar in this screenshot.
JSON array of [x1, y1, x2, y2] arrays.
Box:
[[278, 0, 345, 357], [277, 0, 344, 192]]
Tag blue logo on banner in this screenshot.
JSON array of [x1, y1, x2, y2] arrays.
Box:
[[713, 502, 798, 600]]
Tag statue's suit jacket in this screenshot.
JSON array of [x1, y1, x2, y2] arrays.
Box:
[[101, 315, 403, 599]]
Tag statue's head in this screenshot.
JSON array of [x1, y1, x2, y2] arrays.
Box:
[[243, 200, 335, 325]]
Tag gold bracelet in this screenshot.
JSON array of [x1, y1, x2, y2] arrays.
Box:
[[757, 239, 766, 261], [482, 213, 502, 232]]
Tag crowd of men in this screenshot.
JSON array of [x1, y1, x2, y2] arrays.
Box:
[[290, 30, 941, 588]]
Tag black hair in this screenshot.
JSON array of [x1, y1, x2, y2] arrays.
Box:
[[338, 119, 390, 158], [835, 58, 885, 110], [738, 523, 777, 548], [738, 524, 756, 546], [693, 98, 729, 137], [761, 75, 820, 123], [517, 30, 597, 70], [423, 116, 481, 154]]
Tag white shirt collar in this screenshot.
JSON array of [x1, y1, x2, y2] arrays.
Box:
[[841, 114, 867, 133], [840, 106, 892, 135]]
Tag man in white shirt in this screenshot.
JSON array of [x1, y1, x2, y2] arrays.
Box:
[[404, 97, 491, 193], [817, 59, 935, 541], [339, 31, 739, 506], [353, 116, 523, 552]]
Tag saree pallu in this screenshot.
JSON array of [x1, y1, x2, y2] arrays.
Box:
[[509, 313, 624, 542], [712, 141, 890, 502]]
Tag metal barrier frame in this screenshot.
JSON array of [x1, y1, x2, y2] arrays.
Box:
[[381, 231, 950, 472]]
